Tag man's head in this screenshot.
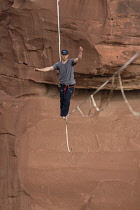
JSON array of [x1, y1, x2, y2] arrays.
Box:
[[61, 50, 68, 55], [61, 50, 69, 61]]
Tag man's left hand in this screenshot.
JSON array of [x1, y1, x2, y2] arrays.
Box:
[[79, 46, 83, 53]]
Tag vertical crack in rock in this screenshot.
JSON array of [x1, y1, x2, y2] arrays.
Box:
[[0, 133, 33, 210]]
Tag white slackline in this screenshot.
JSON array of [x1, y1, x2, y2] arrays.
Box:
[[57, 0, 71, 152], [57, 0, 61, 61], [65, 118, 71, 152]]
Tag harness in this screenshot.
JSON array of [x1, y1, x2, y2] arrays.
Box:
[[58, 84, 75, 95]]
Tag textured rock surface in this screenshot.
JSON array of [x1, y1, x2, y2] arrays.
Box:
[[1, 83, 140, 210], [0, 0, 140, 210], [0, 0, 140, 88]]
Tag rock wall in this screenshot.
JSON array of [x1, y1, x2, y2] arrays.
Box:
[[1, 85, 140, 210], [0, 0, 140, 210], [0, 0, 140, 88]]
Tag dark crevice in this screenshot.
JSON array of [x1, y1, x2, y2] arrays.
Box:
[[0, 12, 9, 22], [16, 61, 36, 68], [0, 133, 15, 137], [96, 41, 127, 46], [16, 93, 41, 99], [8, 196, 17, 198]]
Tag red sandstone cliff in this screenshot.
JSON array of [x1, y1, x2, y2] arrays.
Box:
[[0, 0, 140, 210]]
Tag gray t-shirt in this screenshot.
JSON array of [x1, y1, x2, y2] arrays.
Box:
[[53, 59, 76, 85]]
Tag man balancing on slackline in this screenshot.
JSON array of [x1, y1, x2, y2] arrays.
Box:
[[35, 47, 83, 119]]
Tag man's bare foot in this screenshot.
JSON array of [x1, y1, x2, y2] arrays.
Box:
[[61, 116, 67, 120]]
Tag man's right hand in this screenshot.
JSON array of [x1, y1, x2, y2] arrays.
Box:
[[34, 68, 40, 71], [34, 66, 54, 72]]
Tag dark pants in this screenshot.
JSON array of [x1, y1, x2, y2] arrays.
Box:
[[59, 85, 74, 117]]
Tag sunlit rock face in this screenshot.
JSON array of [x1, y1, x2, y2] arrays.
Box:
[[0, 1, 140, 210], [1, 0, 140, 89]]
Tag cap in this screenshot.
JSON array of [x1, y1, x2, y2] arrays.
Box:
[[61, 50, 69, 55]]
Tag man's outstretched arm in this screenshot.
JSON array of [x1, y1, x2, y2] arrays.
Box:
[[74, 47, 83, 63], [35, 66, 54, 72]]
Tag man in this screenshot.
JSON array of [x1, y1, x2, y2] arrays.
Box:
[[35, 47, 83, 119]]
